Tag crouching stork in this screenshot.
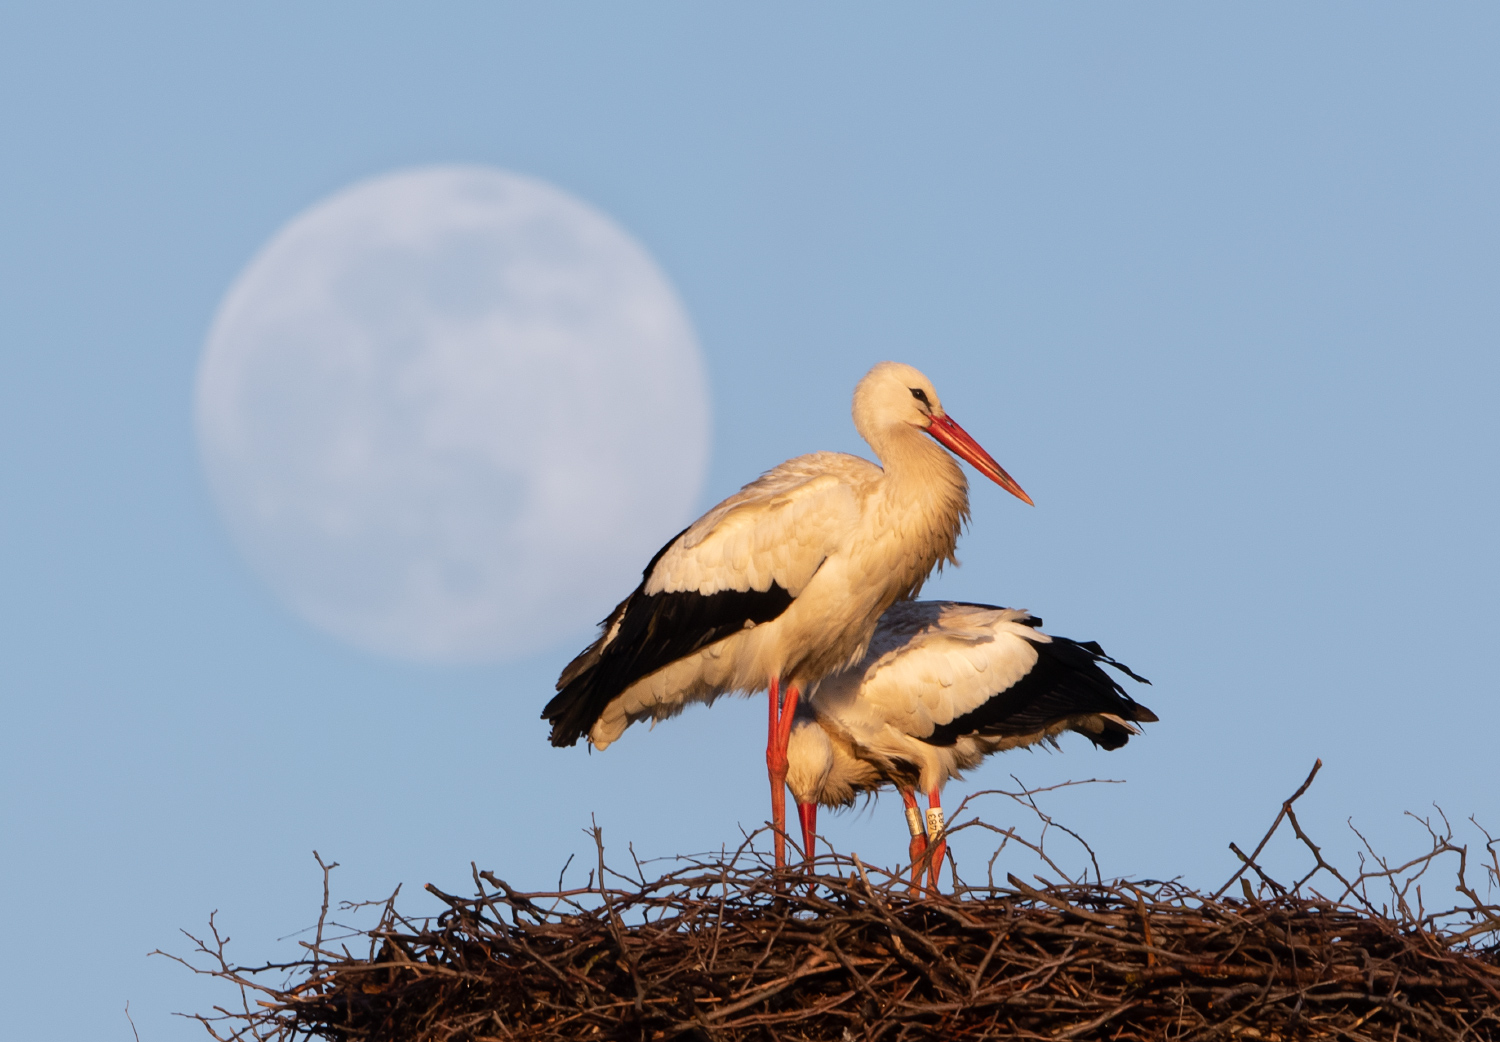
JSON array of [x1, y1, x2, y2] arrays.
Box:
[[785, 601, 1157, 889]]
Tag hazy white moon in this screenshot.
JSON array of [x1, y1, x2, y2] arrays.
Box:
[[196, 166, 711, 663]]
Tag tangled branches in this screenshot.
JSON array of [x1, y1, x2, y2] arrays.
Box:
[[164, 763, 1500, 1041]]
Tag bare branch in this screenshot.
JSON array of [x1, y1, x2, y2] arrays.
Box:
[[1212, 758, 1323, 899]]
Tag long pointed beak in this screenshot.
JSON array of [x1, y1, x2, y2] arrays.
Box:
[[797, 802, 818, 863], [926, 414, 1033, 505]]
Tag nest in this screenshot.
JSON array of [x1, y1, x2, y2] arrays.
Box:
[[167, 763, 1500, 1041]]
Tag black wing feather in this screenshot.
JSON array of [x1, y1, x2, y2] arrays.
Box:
[[542, 529, 796, 747], [922, 635, 1156, 749]]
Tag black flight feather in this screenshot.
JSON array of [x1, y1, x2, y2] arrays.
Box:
[[543, 528, 799, 748], [922, 633, 1156, 749]]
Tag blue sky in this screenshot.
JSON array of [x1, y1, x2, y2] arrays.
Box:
[[2, 5, 1498, 1039]]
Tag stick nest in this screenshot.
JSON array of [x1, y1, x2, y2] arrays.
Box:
[[168, 764, 1500, 1041]]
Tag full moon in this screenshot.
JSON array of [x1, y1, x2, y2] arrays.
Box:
[[196, 166, 711, 663]]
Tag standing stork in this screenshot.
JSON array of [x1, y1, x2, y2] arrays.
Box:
[[785, 601, 1157, 890], [542, 363, 1032, 867]]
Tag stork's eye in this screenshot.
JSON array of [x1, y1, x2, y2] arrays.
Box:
[[910, 388, 931, 406]]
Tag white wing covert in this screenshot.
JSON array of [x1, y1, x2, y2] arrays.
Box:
[[854, 605, 1046, 739], [645, 452, 873, 598]]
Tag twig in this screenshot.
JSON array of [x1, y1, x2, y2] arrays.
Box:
[[1212, 758, 1323, 899], [591, 817, 646, 1016]]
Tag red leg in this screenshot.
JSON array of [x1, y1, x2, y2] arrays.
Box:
[[765, 678, 801, 869], [926, 787, 947, 897], [798, 802, 818, 864], [901, 788, 928, 890], [766, 678, 784, 867]]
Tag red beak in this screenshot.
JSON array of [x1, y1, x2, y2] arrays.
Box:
[[797, 802, 818, 863], [927, 414, 1033, 505]]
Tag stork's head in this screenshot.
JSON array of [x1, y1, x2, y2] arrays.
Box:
[[786, 719, 834, 864], [786, 719, 835, 809], [852, 361, 1033, 505]]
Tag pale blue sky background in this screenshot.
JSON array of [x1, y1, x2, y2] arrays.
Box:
[[3, 5, 1498, 1039]]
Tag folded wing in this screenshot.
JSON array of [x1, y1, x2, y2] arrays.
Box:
[[847, 601, 1157, 750], [543, 452, 875, 747]]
